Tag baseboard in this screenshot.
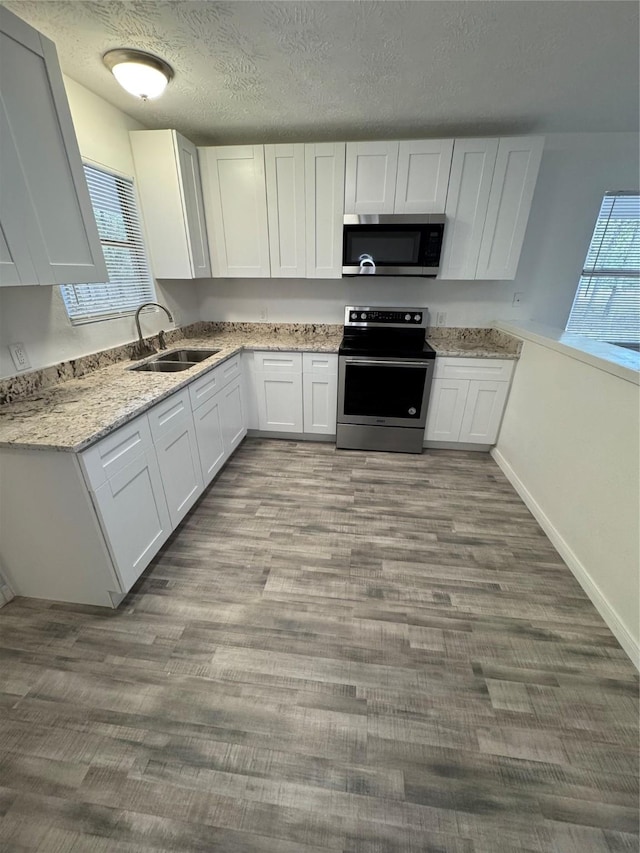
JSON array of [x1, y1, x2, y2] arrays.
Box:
[[491, 447, 639, 670], [246, 430, 336, 443], [424, 441, 492, 452]]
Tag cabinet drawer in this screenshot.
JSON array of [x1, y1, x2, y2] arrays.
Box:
[[189, 365, 222, 410], [302, 352, 338, 374], [254, 351, 302, 373], [147, 389, 192, 443], [81, 414, 153, 491], [434, 357, 514, 382], [218, 354, 241, 386]]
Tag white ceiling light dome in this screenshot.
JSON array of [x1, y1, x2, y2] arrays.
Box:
[[103, 49, 174, 100]]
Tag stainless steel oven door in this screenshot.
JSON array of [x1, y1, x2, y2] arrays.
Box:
[[338, 356, 434, 428]]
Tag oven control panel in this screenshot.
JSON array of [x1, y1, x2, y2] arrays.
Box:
[[344, 306, 427, 328]]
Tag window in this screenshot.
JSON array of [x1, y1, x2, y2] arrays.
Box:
[[60, 164, 155, 324], [565, 192, 640, 344]]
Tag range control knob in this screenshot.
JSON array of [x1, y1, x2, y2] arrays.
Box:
[[414, 314, 421, 322], [408, 407, 417, 415], [405, 313, 411, 321], [351, 312, 358, 320], [361, 312, 366, 320]]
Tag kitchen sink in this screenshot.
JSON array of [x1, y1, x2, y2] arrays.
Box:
[[129, 348, 221, 372], [130, 361, 195, 373], [155, 348, 220, 363]]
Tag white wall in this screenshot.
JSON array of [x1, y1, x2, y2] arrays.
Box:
[[515, 132, 640, 328], [195, 131, 640, 327], [493, 338, 640, 665], [195, 276, 520, 327], [0, 77, 200, 379]]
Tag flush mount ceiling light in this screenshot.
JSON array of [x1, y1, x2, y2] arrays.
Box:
[[103, 49, 174, 100]]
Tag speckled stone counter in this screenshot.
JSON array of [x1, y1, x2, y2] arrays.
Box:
[[0, 323, 342, 453], [427, 327, 522, 358]]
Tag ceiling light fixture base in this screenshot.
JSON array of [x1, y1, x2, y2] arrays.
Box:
[[103, 48, 174, 100]]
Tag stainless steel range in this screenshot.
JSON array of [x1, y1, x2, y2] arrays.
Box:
[[336, 306, 436, 453]]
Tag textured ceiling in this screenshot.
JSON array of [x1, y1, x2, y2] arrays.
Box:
[[4, 0, 639, 145]]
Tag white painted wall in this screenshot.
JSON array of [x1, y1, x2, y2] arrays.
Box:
[[493, 338, 640, 665], [194, 131, 640, 328], [0, 77, 200, 379]]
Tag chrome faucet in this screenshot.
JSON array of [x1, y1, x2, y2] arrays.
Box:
[[132, 302, 174, 359]]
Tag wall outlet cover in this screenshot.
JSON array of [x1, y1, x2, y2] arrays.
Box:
[[436, 312, 447, 326], [8, 342, 31, 371]]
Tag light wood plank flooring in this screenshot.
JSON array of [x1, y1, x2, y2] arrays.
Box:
[[0, 439, 638, 852]]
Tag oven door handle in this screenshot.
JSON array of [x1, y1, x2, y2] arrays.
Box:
[[342, 357, 432, 368]]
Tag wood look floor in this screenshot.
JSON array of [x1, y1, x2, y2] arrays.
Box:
[[0, 439, 638, 852]]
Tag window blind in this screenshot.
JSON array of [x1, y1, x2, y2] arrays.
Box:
[[60, 165, 155, 323], [566, 192, 640, 343]]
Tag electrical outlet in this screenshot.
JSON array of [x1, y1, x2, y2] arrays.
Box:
[[8, 342, 31, 371], [512, 292, 523, 306], [436, 312, 447, 327], [259, 307, 268, 321]]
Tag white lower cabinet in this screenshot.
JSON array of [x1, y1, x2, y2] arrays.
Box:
[[302, 353, 338, 435], [149, 391, 204, 528], [254, 351, 338, 435], [81, 412, 172, 593], [425, 358, 514, 445], [192, 393, 225, 484], [92, 452, 171, 593], [220, 377, 247, 452]]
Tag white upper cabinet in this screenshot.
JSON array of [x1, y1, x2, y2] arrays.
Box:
[[344, 142, 398, 214], [199, 145, 271, 277], [475, 136, 544, 280], [394, 140, 454, 214], [440, 138, 499, 280], [130, 129, 211, 279], [264, 144, 306, 277], [0, 7, 107, 288], [344, 139, 453, 216], [305, 142, 346, 279]]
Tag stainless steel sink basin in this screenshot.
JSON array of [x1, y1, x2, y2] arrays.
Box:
[[130, 361, 194, 373], [155, 348, 220, 363]]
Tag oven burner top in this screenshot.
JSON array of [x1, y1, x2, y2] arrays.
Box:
[[339, 305, 435, 360]]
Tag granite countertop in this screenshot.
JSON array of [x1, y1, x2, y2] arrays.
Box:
[[0, 323, 521, 453], [0, 326, 342, 453]]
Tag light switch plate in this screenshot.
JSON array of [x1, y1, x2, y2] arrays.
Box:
[[8, 342, 31, 371]]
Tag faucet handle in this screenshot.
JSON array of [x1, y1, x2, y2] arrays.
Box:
[[158, 330, 167, 350]]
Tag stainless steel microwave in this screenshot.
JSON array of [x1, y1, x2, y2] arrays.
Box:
[[342, 214, 446, 277]]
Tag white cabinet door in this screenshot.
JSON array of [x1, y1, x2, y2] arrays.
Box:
[[175, 132, 212, 278], [153, 416, 204, 529], [0, 106, 39, 286], [394, 140, 453, 214], [192, 393, 226, 485], [458, 380, 509, 444], [303, 373, 338, 434], [305, 142, 345, 278], [344, 141, 398, 215], [264, 143, 306, 277], [131, 130, 211, 279], [92, 451, 171, 592], [440, 138, 499, 280], [425, 378, 468, 442], [199, 145, 270, 277], [0, 7, 107, 287], [476, 136, 544, 280], [256, 372, 304, 432], [220, 377, 247, 453]]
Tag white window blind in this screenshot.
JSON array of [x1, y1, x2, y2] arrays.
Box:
[[60, 165, 155, 324], [565, 191, 640, 343]]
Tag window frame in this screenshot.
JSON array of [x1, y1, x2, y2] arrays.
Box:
[[59, 159, 157, 326], [565, 190, 640, 344]]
